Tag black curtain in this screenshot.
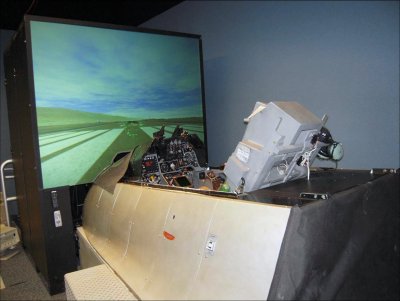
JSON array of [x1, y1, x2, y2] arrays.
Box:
[[268, 172, 399, 300]]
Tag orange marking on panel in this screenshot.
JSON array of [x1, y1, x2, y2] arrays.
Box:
[[163, 231, 175, 240]]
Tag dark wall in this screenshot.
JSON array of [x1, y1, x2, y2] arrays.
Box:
[[143, 1, 400, 169]]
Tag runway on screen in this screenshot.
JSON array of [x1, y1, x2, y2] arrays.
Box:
[[38, 121, 203, 188]]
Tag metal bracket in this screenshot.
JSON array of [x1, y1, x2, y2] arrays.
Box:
[[299, 192, 330, 200]]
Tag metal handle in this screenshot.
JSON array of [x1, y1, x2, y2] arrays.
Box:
[[1, 159, 15, 226]]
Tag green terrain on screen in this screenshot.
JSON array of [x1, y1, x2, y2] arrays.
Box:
[[36, 107, 204, 188]]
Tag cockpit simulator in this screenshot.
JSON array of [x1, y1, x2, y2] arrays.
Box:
[[126, 101, 343, 195], [4, 14, 359, 300]]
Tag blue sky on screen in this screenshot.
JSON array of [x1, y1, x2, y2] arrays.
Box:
[[30, 21, 203, 119]]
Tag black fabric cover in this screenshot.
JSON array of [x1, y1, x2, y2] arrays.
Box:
[[268, 172, 399, 300]]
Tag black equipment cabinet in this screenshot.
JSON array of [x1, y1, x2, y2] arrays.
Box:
[[4, 22, 77, 295]]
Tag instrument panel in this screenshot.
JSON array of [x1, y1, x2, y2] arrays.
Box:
[[140, 128, 205, 187]]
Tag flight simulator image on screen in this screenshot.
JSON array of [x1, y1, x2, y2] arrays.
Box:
[[29, 20, 206, 189]]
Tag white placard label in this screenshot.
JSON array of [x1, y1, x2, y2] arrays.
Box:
[[236, 144, 250, 163], [205, 234, 217, 257], [54, 210, 63, 227]]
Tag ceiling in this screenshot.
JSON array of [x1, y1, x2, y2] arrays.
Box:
[[0, 0, 183, 30]]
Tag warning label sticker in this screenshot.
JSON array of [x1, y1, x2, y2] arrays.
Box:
[[236, 144, 250, 163]]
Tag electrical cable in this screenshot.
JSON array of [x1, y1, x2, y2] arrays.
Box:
[[300, 146, 317, 180], [26, 0, 38, 15]]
